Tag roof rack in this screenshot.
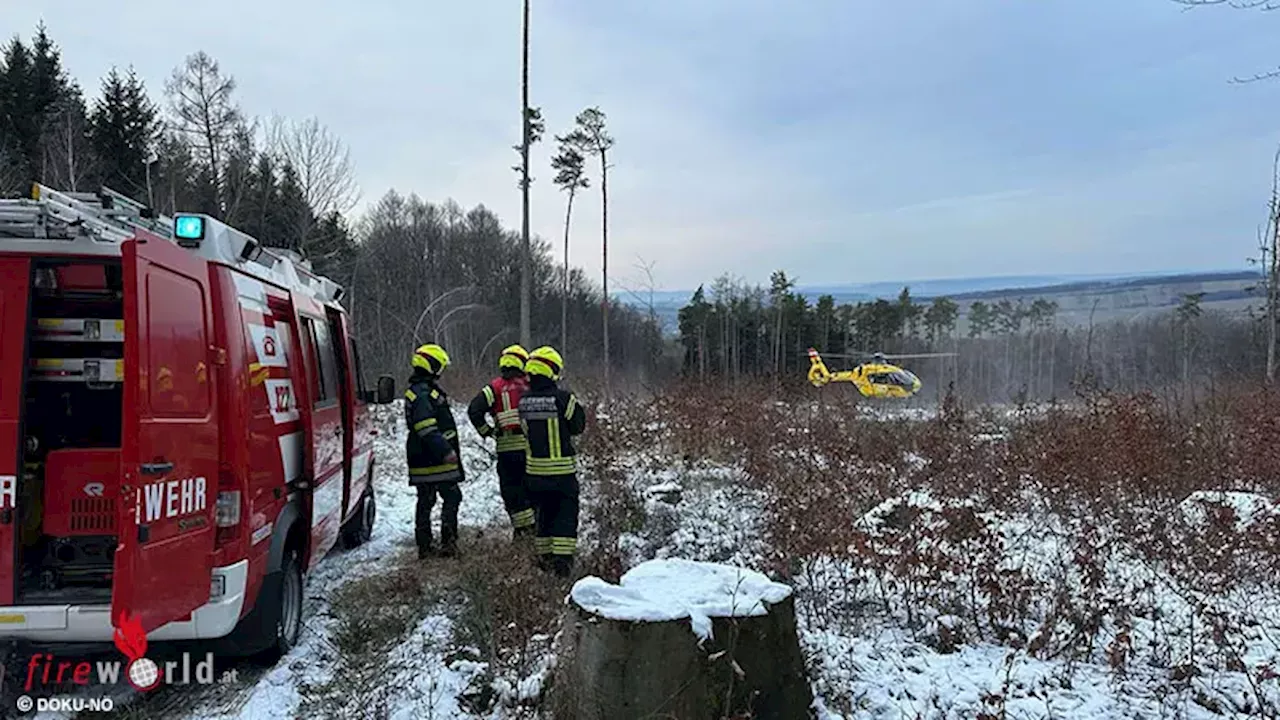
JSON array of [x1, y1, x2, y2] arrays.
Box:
[[0, 183, 344, 305]]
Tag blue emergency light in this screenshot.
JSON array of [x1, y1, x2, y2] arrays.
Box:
[[174, 215, 205, 242]]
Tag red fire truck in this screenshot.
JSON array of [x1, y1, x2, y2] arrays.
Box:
[[0, 184, 393, 661]]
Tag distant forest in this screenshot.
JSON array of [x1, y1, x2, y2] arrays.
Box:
[[676, 270, 1268, 402], [0, 24, 663, 384]]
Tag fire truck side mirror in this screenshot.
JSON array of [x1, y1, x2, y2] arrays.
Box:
[[375, 375, 395, 404]]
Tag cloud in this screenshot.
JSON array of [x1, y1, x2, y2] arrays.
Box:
[[9, 0, 1280, 291]]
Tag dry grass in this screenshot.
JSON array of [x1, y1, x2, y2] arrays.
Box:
[[564, 380, 1280, 715]]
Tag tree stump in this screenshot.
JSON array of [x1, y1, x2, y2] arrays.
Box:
[[552, 559, 813, 720]]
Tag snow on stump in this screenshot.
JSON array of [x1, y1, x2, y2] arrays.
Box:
[[554, 559, 812, 720]]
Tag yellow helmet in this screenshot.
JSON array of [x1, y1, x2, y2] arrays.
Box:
[[525, 346, 563, 380], [411, 344, 450, 374], [498, 344, 529, 371]]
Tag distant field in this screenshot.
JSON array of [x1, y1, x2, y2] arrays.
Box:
[[634, 269, 1263, 335]]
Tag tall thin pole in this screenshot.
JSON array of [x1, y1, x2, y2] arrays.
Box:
[[562, 189, 573, 356], [519, 0, 532, 348], [601, 150, 610, 396]]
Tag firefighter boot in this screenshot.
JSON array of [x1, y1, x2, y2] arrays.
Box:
[[551, 554, 574, 578], [438, 482, 462, 558]]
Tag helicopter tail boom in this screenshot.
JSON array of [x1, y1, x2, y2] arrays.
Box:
[[806, 348, 833, 387]]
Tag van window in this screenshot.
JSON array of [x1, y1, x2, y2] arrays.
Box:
[[350, 338, 369, 399], [147, 267, 210, 417], [304, 317, 339, 407]]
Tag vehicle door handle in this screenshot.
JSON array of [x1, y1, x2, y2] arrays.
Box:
[[141, 461, 173, 476]]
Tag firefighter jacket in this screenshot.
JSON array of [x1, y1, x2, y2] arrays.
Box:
[[517, 375, 587, 477], [404, 373, 463, 483], [467, 374, 529, 454]]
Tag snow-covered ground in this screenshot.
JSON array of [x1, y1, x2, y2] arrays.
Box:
[[182, 402, 510, 720], [32, 401, 510, 720]]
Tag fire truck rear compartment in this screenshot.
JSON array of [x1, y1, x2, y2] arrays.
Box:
[[17, 260, 124, 605]]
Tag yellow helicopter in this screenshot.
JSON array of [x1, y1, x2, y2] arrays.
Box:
[[805, 347, 955, 399]]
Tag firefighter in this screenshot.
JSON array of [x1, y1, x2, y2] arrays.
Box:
[[405, 343, 464, 559], [467, 344, 536, 539], [518, 346, 588, 577]]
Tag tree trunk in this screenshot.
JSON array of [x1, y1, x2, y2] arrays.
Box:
[[553, 589, 812, 720], [601, 150, 610, 394], [519, 0, 533, 348], [562, 188, 575, 355]]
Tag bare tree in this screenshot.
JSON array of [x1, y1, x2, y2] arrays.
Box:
[[0, 142, 22, 196], [551, 139, 589, 355], [564, 107, 615, 393], [40, 96, 97, 192], [1171, 0, 1280, 82], [265, 115, 360, 245], [1264, 145, 1280, 381], [164, 51, 242, 213]]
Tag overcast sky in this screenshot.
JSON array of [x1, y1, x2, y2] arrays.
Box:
[[10, 1, 1280, 291]]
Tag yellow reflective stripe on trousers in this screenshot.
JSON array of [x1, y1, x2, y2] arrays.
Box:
[[409, 463, 460, 475], [550, 537, 577, 555], [534, 536, 553, 553], [511, 508, 535, 528], [526, 457, 575, 475], [413, 417, 437, 432]]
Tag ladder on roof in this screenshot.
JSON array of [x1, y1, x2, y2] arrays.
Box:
[[0, 183, 175, 244], [1, 182, 348, 305]]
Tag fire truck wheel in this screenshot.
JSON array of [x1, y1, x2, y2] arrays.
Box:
[[252, 546, 304, 664], [341, 490, 376, 548]]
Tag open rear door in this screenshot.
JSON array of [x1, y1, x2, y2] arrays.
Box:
[[0, 258, 31, 607], [113, 237, 219, 633]]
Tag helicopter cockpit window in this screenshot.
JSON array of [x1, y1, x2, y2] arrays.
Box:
[[889, 370, 918, 387], [870, 370, 917, 388]]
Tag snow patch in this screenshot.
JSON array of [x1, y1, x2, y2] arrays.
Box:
[[1179, 490, 1276, 530], [570, 558, 793, 642]]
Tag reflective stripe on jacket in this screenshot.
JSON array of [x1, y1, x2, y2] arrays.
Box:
[[517, 376, 587, 476], [467, 375, 529, 454], [405, 374, 463, 483]]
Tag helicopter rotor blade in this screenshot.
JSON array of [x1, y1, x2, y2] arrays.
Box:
[[881, 352, 958, 359]]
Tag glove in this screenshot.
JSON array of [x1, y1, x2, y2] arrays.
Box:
[[444, 450, 459, 465]]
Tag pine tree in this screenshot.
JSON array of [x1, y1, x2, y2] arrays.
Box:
[[308, 210, 356, 281], [264, 161, 314, 251], [25, 24, 74, 183], [242, 153, 278, 241], [0, 25, 81, 190], [89, 67, 160, 197]]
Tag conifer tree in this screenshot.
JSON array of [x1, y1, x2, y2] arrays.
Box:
[[89, 67, 160, 197]]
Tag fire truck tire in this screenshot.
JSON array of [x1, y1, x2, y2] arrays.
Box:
[[245, 545, 304, 665], [212, 517, 307, 663], [341, 488, 376, 548]]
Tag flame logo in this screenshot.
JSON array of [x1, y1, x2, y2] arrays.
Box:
[[113, 611, 161, 692]]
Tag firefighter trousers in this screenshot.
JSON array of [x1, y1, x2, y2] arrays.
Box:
[[496, 451, 535, 536], [526, 473, 579, 577], [415, 481, 461, 555]]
